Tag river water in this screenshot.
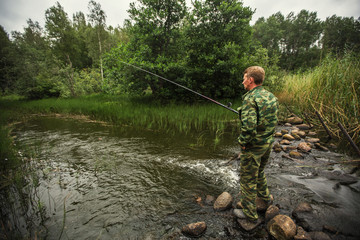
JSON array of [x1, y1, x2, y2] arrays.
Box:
[[11, 116, 360, 239]]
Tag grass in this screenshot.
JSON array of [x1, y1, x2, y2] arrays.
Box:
[[277, 52, 360, 148], [4, 94, 242, 137]]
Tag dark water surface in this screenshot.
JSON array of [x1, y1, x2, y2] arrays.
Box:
[[12, 116, 360, 239]]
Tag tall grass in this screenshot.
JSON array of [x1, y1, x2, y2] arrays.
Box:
[[278, 52, 360, 146], [3, 94, 241, 138]]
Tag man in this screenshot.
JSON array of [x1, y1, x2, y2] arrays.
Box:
[[235, 66, 279, 230]]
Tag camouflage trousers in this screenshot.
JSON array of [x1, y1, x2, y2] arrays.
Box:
[[239, 143, 273, 220]]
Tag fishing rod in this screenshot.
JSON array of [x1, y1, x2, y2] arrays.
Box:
[[120, 61, 239, 114]]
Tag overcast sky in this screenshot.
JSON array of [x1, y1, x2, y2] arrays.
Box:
[[0, 0, 359, 34]]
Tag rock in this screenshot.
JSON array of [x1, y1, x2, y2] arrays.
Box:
[[289, 151, 304, 159], [308, 231, 331, 240], [292, 202, 321, 232], [205, 195, 215, 205], [322, 225, 338, 234], [298, 142, 312, 153], [281, 129, 289, 134], [282, 145, 297, 152], [308, 131, 317, 136], [292, 133, 302, 140], [329, 143, 337, 149], [267, 215, 297, 240], [306, 138, 320, 143], [256, 197, 269, 212], [237, 217, 262, 232], [287, 116, 303, 125], [294, 226, 311, 240], [297, 124, 311, 130], [265, 205, 279, 222], [283, 134, 295, 141], [275, 132, 283, 137], [314, 143, 329, 151], [284, 123, 292, 127], [293, 202, 313, 214], [181, 222, 207, 237], [280, 139, 291, 145], [292, 129, 306, 138], [274, 147, 282, 153], [214, 192, 233, 211]]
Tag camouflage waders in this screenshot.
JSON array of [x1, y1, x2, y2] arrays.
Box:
[[239, 143, 272, 220], [237, 85, 279, 221]]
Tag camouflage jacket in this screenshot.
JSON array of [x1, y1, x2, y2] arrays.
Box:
[[238, 86, 279, 148]]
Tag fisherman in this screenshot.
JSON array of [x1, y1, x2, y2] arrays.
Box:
[[235, 66, 279, 230]]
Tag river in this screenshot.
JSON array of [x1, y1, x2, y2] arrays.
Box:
[[9, 116, 360, 239]]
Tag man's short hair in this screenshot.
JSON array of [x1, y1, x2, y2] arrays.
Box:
[[244, 66, 265, 85]]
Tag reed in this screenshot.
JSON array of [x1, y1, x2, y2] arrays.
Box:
[[4, 94, 241, 141], [278, 52, 360, 147]]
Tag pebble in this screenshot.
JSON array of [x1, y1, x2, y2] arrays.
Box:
[[306, 138, 320, 143]]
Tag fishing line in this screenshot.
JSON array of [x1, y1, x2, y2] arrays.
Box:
[[119, 61, 238, 114]]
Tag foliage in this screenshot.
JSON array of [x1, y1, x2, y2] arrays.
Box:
[[0, 26, 17, 94], [253, 10, 323, 71], [278, 52, 360, 146], [183, 0, 253, 99], [322, 15, 360, 54]]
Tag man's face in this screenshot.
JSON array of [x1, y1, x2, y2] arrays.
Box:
[[242, 73, 252, 91]]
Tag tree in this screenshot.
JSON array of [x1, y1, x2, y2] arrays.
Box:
[[252, 12, 284, 59], [183, 0, 253, 98], [281, 10, 322, 69], [0, 26, 17, 94], [322, 15, 360, 54], [11, 19, 58, 99], [104, 0, 188, 98], [45, 1, 81, 96], [87, 0, 108, 86], [253, 10, 322, 70]]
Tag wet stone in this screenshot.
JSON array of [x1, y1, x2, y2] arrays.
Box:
[[297, 124, 311, 130], [213, 192, 233, 211], [281, 129, 289, 135], [282, 145, 297, 152], [275, 132, 283, 137], [181, 222, 207, 237], [283, 134, 296, 141], [287, 116, 304, 125], [306, 138, 320, 143], [205, 195, 215, 205], [298, 142, 312, 153], [308, 231, 331, 240], [237, 217, 262, 232], [294, 226, 311, 240], [267, 214, 297, 240], [280, 139, 291, 145], [293, 202, 313, 214], [265, 205, 279, 222], [289, 151, 304, 159]]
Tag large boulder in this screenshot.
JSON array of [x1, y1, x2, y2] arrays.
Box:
[[267, 214, 297, 240], [214, 192, 233, 211]]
